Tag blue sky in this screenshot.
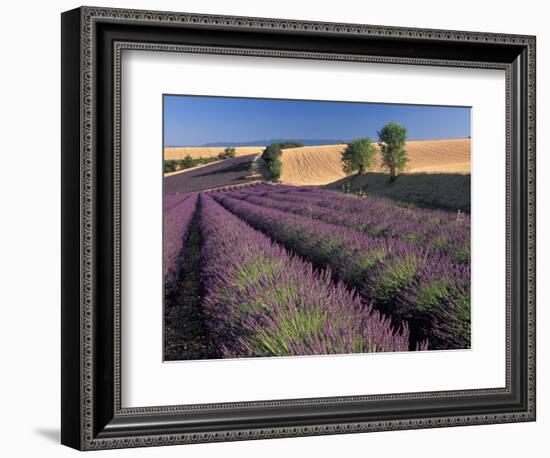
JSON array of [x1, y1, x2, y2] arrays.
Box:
[[164, 95, 471, 147]]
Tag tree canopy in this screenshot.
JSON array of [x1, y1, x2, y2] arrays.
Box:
[[378, 122, 408, 182], [341, 138, 377, 175], [261, 141, 303, 179]]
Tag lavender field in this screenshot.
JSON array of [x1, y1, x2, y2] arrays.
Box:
[[164, 154, 259, 194], [163, 183, 469, 361]]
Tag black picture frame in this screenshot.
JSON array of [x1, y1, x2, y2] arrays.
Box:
[[61, 6, 536, 450]]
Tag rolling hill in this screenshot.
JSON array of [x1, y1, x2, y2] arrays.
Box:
[[279, 139, 471, 186]]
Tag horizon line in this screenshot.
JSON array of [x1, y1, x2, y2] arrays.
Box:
[[164, 136, 471, 148]]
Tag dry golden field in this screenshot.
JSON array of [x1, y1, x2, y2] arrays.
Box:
[[279, 145, 349, 186], [164, 146, 265, 160], [279, 139, 470, 186]]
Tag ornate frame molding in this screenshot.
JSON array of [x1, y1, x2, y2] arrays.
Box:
[[61, 6, 536, 450]]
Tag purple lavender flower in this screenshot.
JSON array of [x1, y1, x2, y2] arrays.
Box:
[[163, 193, 198, 294], [164, 154, 259, 194], [199, 194, 410, 358], [211, 188, 469, 350], [231, 185, 470, 264]]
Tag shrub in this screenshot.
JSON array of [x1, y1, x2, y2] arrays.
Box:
[[218, 147, 236, 160], [181, 155, 194, 169], [164, 160, 177, 173]]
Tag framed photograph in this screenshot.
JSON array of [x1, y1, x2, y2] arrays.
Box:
[[61, 6, 536, 450]]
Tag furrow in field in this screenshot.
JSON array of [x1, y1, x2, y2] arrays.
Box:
[[163, 193, 190, 212], [163, 193, 199, 293], [164, 198, 207, 361]]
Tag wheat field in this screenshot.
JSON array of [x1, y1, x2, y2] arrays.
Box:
[[279, 139, 470, 186], [164, 146, 265, 160]]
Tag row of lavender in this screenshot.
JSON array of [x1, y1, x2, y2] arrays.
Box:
[[228, 184, 470, 264], [163, 193, 198, 295], [212, 184, 470, 350], [164, 154, 259, 194], [199, 194, 411, 357]]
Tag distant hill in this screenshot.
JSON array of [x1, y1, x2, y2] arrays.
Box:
[[199, 139, 347, 147]]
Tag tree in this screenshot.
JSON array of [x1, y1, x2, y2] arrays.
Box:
[[378, 122, 408, 182], [261, 144, 283, 178], [261, 141, 303, 165], [269, 159, 282, 179], [340, 138, 377, 175], [261, 141, 303, 179]]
